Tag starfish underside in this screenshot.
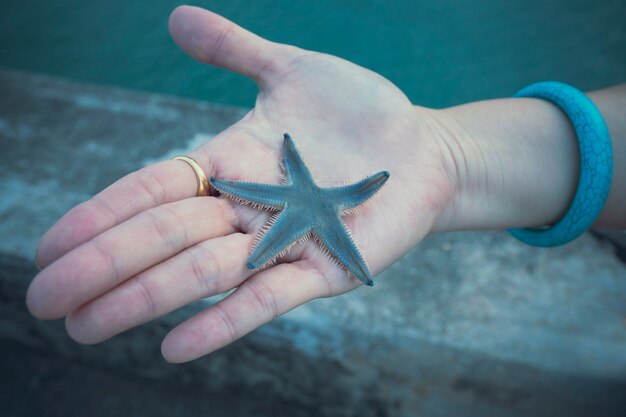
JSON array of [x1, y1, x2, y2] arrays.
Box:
[[210, 134, 389, 287]]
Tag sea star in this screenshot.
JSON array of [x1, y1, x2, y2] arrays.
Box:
[[210, 134, 389, 287]]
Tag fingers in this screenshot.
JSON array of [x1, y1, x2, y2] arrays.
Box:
[[65, 233, 253, 344], [161, 260, 328, 363], [36, 4, 301, 268], [36, 154, 212, 268], [168, 5, 299, 84], [27, 196, 239, 320]]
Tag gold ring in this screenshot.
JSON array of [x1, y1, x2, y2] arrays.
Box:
[[172, 155, 210, 197]]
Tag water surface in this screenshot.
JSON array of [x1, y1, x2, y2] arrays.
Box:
[[1, 0, 625, 108]]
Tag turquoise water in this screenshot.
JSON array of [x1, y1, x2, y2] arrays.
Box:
[[1, 0, 625, 108]]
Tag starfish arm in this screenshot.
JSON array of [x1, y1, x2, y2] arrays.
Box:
[[326, 171, 390, 212], [247, 207, 312, 270], [282, 133, 315, 185], [210, 177, 288, 210], [314, 215, 374, 286]]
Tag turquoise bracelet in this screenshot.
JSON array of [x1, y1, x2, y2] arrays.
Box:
[[508, 81, 613, 247]]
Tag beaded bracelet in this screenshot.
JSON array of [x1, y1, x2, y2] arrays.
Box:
[[508, 81, 613, 247]]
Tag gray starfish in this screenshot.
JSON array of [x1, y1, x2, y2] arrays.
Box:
[[210, 134, 389, 287]]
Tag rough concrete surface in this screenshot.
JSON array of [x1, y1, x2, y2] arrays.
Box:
[[1, 68, 625, 416]]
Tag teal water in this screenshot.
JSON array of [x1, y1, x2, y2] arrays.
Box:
[[1, 0, 625, 108]]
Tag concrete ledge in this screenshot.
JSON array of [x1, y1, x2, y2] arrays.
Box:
[[1, 68, 626, 416]]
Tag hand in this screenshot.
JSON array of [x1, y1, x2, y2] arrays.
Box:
[[26, 6, 456, 363]]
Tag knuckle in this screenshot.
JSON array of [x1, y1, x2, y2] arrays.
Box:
[[84, 197, 118, 227], [213, 303, 238, 343], [132, 277, 157, 321], [90, 238, 120, 285], [255, 53, 282, 82], [36, 198, 116, 267], [256, 45, 309, 83], [248, 279, 279, 321], [292, 259, 331, 296], [212, 197, 240, 230], [144, 205, 187, 253], [133, 169, 168, 207], [189, 244, 221, 295], [201, 22, 235, 65]]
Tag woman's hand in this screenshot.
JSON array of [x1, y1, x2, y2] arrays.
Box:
[[26, 5, 458, 363]]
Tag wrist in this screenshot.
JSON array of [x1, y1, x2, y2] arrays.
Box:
[[431, 96, 581, 233]]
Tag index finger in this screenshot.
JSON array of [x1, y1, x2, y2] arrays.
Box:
[[35, 149, 212, 268]]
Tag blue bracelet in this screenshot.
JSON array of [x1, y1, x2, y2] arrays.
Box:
[[508, 81, 613, 247]]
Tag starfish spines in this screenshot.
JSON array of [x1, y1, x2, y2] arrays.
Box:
[[247, 209, 313, 270], [341, 206, 362, 216], [278, 161, 289, 184], [282, 133, 315, 185], [297, 233, 312, 244], [211, 134, 388, 287], [249, 214, 304, 268], [250, 212, 282, 250], [311, 234, 342, 268], [210, 177, 287, 210], [311, 232, 373, 287], [314, 214, 374, 287], [329, 170, 390, 212]]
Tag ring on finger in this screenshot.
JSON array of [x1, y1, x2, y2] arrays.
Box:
[[172, 155, 210, 197]]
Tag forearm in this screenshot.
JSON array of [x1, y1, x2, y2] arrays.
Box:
[[431, 83, 626, 232]]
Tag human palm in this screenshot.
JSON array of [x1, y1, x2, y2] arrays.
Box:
[[26, 6, 453, 362]]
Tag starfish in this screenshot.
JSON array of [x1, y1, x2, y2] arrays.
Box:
[[210, 134, 389, 287]]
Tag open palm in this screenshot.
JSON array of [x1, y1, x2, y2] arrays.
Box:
[[27, 6, 454, 363]]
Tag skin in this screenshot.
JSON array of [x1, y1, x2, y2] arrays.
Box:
[[26, 6, 626, 363]]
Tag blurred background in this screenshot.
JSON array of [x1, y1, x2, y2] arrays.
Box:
[[1, 1, 626, 416], [2, 0, 625, 107]]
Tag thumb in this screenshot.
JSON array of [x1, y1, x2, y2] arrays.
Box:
[[168, 5, 298, 84]]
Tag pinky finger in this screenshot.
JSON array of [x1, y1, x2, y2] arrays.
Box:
[[161, 261, 328, 363]]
